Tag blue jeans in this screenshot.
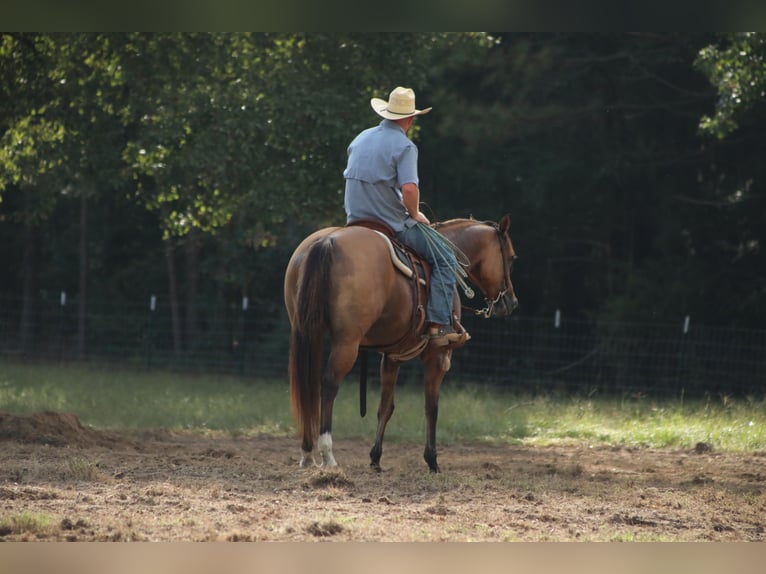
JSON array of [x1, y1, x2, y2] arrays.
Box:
[[396, 225, 457, 326]]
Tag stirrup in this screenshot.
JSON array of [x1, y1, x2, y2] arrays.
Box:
[[427, 325, 464, 347]]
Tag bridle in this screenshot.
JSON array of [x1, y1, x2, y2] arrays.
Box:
[[460, 221, 516, 318]]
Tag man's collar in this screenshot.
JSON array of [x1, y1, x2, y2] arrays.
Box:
[[381, 119, 405, 133]]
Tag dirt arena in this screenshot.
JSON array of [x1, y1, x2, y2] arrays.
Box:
[[0, 411, 764, 542]]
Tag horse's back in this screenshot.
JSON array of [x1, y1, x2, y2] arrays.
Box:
[[284, 226, 409, 344], [286, 225, 391, 289]]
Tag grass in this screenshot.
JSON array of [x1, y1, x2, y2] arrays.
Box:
[[62, 457, 104, 482], [0, 360, 764, 452], [503, 392, 766, 451], [0, 511, 54, 537], [0, 360, 292, 434]]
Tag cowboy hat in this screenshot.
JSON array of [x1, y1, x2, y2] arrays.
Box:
[[371, 86, 432, 120]]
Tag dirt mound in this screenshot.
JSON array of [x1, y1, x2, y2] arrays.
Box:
[[0, 411, 116, 447]]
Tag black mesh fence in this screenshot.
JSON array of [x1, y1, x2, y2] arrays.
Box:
[[454, 312, 765, 398], [1, 293, 764, 399]]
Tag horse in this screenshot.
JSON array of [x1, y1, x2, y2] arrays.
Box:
[[283, 214, 518, 473]]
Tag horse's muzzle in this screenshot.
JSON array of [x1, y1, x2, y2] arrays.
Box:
[[492, 293, 519, 317]]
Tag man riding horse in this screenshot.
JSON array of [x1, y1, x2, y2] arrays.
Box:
[[284, 86, 518, 471], [343, 86, 470, 348]]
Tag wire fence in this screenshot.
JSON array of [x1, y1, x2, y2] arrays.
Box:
[[1, 293, 764, 399]]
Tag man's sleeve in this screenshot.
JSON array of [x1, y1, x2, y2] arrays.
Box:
[[396, 143, 419, 187]]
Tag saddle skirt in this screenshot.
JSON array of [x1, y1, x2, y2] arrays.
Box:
[[346, 219, 428, 285], [371, 230, 426, 286]]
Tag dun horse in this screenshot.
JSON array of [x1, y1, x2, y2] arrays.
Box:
[[284, 215, 518, 472]]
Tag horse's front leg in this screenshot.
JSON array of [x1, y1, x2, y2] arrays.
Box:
[[369, 355, 401, 472], [422, 352, 449, 473]]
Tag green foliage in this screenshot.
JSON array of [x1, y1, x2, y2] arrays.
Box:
[[1, 32, 485, 235], [2, 33, 766, 378], [420, 33, 766, 327], [695, 32, 766, 138], [0, 113, 66, 190]]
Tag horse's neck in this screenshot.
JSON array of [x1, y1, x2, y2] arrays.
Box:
[[438, 220, 482, 263], [437, 219, 473, 237]]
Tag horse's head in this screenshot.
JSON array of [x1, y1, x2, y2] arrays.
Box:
[[441, 214, 519, 318], [474, 214, 519, 318]]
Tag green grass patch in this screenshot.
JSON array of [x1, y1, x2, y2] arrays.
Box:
[[0, 511, 54, 537], [493, 392, 766, 451], [0, 361, 293, 434], [1, 360, 764, 452]]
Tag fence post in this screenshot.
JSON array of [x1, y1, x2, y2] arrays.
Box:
[[553, 309, 562, 392], [146, 294, 156, 369], [239, 296, 248, 376], [58, 291, 67, 361], [677, 315, 690, 399]]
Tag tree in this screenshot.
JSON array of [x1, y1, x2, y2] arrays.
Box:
[[691, 33, 766, 326], [1, 34, 75, 352], [12, 33, 764, 367], [695, 32, 766, 139], [422, 33, 726, 324], [1, 33, 492, 358]]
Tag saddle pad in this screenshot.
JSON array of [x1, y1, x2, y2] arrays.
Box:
[[371, 230, 426, 284]]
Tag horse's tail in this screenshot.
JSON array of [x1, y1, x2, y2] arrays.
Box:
[[289, 236, 334, 445]]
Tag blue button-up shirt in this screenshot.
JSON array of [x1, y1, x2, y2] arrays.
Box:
[[343, 120, 420, 232]]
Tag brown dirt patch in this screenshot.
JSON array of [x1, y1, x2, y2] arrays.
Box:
[[0, 411, 123, 448], [1, 411, 764, 541]]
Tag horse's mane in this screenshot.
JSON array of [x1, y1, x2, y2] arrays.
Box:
[[432, 217, 474, 229], [432, 217, 493, 231]]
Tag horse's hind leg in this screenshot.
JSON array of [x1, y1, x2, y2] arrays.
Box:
[[317, 341, 358, 467], [369, 355, 401, 472]]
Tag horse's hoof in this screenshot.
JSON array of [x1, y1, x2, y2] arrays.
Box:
[[370, 462, 382, 473], [299, 451, 316, 468]]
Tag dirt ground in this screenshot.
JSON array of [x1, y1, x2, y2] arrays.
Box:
[[0, 411, 764, 542]]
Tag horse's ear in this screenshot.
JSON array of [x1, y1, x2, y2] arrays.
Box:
[[499, 214, 511, 233]]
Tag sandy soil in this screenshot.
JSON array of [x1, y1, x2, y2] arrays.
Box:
[[0, 411, 764, 542]]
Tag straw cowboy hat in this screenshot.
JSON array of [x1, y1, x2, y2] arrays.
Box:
[[371, 86, 432, 120]]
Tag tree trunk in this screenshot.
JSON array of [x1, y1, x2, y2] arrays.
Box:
[[164, 237, 182, 356], [184, 229, 199, 352], [19, 219, 36, 353], [77, 192, 88, 359]]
